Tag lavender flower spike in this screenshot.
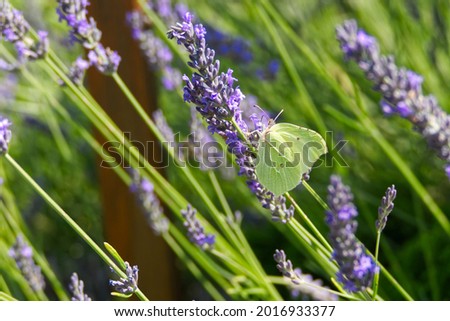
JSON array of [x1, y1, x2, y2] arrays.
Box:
[[0, 116, 12, 155], [56, 0, 101, 49], [69, 272, 91, 301], [337, 20, 450, 179], [66, 56, 90, 86], [182, 204, 215, 250], [0, 1, 48, 67], [8, 235, 45, 292], [56, 0, 121, 75], [153, 109, 175, 143], [168, 12, 294, 223], [126, 10, 181, 90], [87, 44, 121, 75], [376, 185, 397, 232], [109, 262, 139, 295], [130, 170, 169, 235], [326, 175, 378, 292], [274, 249, 337, 300]]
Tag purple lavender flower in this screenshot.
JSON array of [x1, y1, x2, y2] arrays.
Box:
[[153, 109, 175, 142], [326, 175, 378, 293], [126, 7, 182, 90], [168, 13, 294, 223], [337, 20, 450, 179], [0, 116, 12, 155], [66, 56, 90, 86], [190, 108, 237, 177], [56, 0, 101, 49], [206, 27, 253, 64], [0, 73, 17, 104], [56, 0, 120, 75], [109, 262, 139, 295], [274, 249, 337, 300], [69, 272, 91, 301], [0, 2, 48, 66], [376, 185, 397, 232], [8, 235, 45, 292], [87, 44, 121, 75], [130, 170, 169, 235], [181, 204, 215, 250]]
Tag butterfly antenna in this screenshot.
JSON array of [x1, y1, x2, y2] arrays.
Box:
[[273, 109, 284, 122]]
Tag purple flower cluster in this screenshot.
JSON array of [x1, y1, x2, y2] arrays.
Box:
[[0, 73, 17, 104], [326, 175, 378, 293], [168, 13, 294, 223], [128, 1, 278, 90], [337, 20, 450, 179], [130, 170, 169, 235], [206, 26, 253, 63], [376, 185, 397, 232], [0, 116, 12, 155], [127, 9, 182, 91], [66, 56, 90, 86], [8, 235, 45, 292], [273, 249, 337, 300], [69, 272, 91, 301], [56, 0, 121, 80], [0, 1, 48, 69], [109, 261, 139, 295], [153, 109, 175, 142], [181, 204, 215, 250], [206, 27, 279, 81]]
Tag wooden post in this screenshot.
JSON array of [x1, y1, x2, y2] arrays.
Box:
[[87, 0, 179, 300]]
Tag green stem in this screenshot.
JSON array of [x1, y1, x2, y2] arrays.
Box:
[[4, 154, 149, 301], [208, 171, 234, 221], [163, 234, 225, 300], [372, 231, 382, 300], [260, 0, 449, 237], [302, 181, 329, 210], [286, 192, 332, 252], [112, 73, 244, 250], [1, 204, 69, 300]]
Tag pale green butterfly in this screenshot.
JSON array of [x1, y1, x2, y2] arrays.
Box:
[[254, 113, 327, 196]]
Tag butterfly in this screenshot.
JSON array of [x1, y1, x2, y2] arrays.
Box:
[[255, 117, 327, 196]]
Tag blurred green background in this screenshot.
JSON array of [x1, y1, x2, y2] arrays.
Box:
[[1, 0, 450, 300]]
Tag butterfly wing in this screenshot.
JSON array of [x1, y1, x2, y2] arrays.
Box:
[[256, 139, 301, 196], [255, 123, 327, 196]]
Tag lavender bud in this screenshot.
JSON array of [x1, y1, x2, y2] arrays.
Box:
[[65, 56, 90, 86], [169, 13, 294, 223], [69, 272, 91, 301], [181, 204, 215, 250], [326, 175, 378, 292], [0, 2, 48, 65], [153, 109, 175, 143], [0, 116, 12, 155], [376, 185, 397, 232], [337, 20, 450, 179], [109, 262, 139, 295], [274, 249, 337, 300], [87, 44, 121, 75], [130, 170, 169, 235], [8, 235, 45, 292]]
